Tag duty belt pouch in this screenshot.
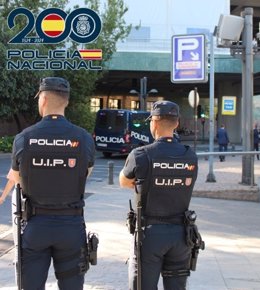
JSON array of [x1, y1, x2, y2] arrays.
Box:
[[126, 199, 136, 235], [21, 198, 33, 221], [87, 232, 99, 266]]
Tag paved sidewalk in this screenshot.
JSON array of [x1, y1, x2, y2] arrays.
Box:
[[193, 156, 260, 202], [0, 156, 260, 289]]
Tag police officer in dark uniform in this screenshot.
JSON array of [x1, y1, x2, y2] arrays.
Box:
[[119, 100, 198, 290], [10, 77, 95, 290]]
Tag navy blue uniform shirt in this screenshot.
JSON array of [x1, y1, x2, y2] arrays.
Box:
[[11, 115, 95, 208], [123, 137, 196, 180]]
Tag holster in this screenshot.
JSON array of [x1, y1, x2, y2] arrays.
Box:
[[184, 210, 205, 271], [126, 199, 136, 235], [126, 210, 136, 235], [87, 232, 99, 266], [21, 198, 33, 221]]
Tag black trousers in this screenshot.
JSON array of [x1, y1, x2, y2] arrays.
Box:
[[21, 215, 86, 290], [128, 224, 191, 290], [218, 144, 228, 161]]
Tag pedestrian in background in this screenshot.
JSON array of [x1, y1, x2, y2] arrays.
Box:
[[10, 77, 95, 290], [119, 101, 199, 290], [253, 124, 260, 160], [216, 124, 229, 162]]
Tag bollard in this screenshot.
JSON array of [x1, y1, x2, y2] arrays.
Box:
[[204, 149, 208, 161], [231, 143, 235, 157], [108, 161, 114, 185]]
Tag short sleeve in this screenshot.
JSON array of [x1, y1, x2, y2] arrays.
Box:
[[11, 133, 24, 171], [84, 131, 95, 168], [122, 151, 136, 179]]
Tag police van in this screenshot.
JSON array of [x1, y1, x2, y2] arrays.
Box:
[[93, 109, 153, 157]]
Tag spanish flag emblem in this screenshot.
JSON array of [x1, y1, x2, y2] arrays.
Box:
[[41, 14, 65, 37], [79, 49, 102, 60]]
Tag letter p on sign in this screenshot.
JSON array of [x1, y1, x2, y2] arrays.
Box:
[[177, 38, 199, 61]]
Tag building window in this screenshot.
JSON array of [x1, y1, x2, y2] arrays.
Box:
[[146, 101, 154, 111], [109, 99, 121, 109], [131, 100, 140, 110], [90, 98, 103, 112]]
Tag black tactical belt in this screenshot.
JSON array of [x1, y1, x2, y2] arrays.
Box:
[[143, 215, 184, 226], [33, 208, 83, 216]]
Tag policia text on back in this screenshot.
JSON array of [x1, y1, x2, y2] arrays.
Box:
[[121, 100, 204, 289], [11, 77, 97, 290]]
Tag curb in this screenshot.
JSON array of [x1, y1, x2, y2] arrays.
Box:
[[0, 153, 11, 159], [193, 188, 260, 202]]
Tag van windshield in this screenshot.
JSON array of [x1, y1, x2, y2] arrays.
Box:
[[130, 113, 150, 132], [96, 110, 127, 132]]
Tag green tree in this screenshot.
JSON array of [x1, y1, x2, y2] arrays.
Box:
[[57, 0, 131, 132], [0, 0, 68, 130]]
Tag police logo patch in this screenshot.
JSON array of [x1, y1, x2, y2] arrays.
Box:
[[76, 15, 90, 36], [185, 178, 192, 186], [68, 158, 77, 168]]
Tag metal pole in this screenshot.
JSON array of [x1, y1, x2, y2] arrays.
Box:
[[206, 33, 216, 182], [140, 77, 145, 111], [241, 7, 254, 186], [241, 22, 247, 151], [202, 121, 205, 142], [193, 87, 198, 152], [143, 76, 147, 111]]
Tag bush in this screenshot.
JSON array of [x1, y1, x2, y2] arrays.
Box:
[[0, 136, 15, 153]]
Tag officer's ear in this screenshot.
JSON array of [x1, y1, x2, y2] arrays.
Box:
[[41, 93, 48, 107], [64, 99, 69, 108]]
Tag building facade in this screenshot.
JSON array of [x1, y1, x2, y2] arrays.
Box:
[[93, 0, 260, 144]]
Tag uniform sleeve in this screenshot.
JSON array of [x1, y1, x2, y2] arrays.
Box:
[[11, 134, 24, 171], [85, 132, 95, 168], [122, 151, 136, 179]]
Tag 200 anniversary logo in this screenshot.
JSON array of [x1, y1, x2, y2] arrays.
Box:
[[7, 7, 103, 70]]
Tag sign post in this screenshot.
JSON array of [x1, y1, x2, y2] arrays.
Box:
[[171, 34, 208, 83], [188, 89, 200, 151]]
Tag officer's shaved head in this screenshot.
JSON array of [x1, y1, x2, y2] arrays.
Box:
[[38, 90, 69, 117], [153, 115, 179, 129], [150, 115, 179, 140]]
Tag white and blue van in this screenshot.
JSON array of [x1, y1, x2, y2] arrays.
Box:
[[93, 109, 153, 157]]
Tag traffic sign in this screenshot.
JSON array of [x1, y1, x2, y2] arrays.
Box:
[[222, 96, 236, 115], [171, 34, 208, 83], [188, 89, 200, 108]]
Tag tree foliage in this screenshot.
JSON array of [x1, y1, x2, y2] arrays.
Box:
[[56, 0, 131, 131], [0, 0, 131, 133], [0, 0, 67, 127]]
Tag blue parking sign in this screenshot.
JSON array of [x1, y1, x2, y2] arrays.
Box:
[[171, 34, 208, 83]]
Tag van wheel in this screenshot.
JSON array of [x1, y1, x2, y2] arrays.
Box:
[[103, 152, 112, 158]]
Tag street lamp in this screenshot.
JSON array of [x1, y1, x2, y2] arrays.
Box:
[[129, 77, 158, 111]]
